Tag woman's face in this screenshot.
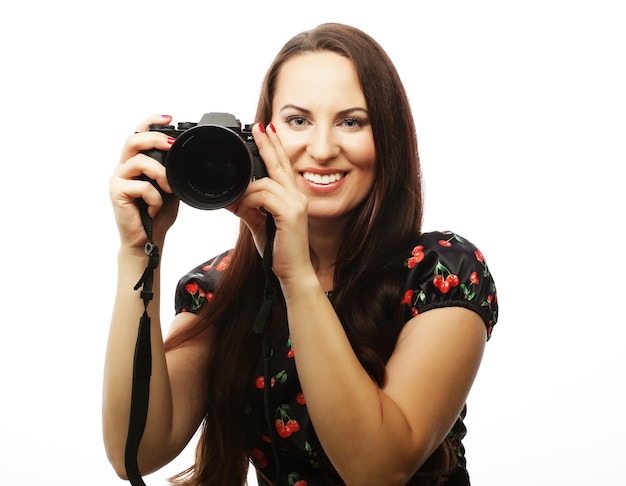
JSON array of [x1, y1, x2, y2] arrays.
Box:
[[270, 51, 376, 221]]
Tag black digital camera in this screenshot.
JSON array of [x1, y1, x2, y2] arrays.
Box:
[[144, 112, 267, 210]]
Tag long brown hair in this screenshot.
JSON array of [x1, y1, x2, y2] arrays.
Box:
[[166, 23, 455, 485]]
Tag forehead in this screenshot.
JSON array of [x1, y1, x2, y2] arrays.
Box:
[[273, 51, 366, 109]]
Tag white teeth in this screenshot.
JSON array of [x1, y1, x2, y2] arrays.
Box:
[[303, 172, 345, 185]]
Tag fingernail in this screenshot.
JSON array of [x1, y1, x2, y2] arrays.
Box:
[[162, 114, 172, 119], [167, 137, 176, 145], [268, 122, 276, 133], [258, 122, 265, 134]]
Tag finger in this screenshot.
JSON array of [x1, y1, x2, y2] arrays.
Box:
[[265, 123, 291, 170], [119, 131, 175, 165], [113, 178, 165, 206], [252, 123, 280, 167], [110, 175, 168, 218], [237, 180, 303, 223], [115, 153, 173, 194], [252, 123, 293, 181], [135, 114, 173, 133], [119, 114, 174, 164], [226, 197, 268, 249]]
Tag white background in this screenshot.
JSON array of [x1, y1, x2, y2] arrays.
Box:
[[1, 1, 624, 484]]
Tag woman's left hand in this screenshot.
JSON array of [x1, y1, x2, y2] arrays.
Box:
[[228, 123, 313, 284]]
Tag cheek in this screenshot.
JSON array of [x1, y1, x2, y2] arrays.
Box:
[[346, 138, 377, 170]]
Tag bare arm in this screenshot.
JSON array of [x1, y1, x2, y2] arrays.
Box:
[[282, 274, 486, 485], [103, 115, 213, 478], [102, 250, 213, 478]]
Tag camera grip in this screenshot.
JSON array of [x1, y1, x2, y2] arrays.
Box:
[[137, 148, 170, 199], [141, 148, 167, 166]]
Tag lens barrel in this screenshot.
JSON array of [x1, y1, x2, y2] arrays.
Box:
[[167, 124, 255, 209], [146, 113, 266, 210]]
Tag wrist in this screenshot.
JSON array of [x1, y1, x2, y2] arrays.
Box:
[[279, 268, 324, 301], [117, 243, 163, 275], [118, 236, 165, 257], [118, 244, 151, 261]]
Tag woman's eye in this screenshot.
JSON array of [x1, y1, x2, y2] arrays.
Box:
[[286, 116, 308, 127], [341, 118, 366, 129]]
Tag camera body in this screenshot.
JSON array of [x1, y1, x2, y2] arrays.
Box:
[[144, 112, 267, 210]]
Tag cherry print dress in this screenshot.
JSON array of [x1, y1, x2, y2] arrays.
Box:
[[174, 231, 498, 486]]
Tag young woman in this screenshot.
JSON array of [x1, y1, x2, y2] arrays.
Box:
[[105, 23, 498, 486]]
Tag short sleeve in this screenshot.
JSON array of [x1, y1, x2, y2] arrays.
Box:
[[401, 231, 498, 339], [174, 250, 231, 315]]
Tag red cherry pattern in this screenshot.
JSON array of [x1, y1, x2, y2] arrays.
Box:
[[287, 473, 308, 486], [255, 370, 286, 389], [432, 262, 461, 294], [254, 375, 276, 389], [401, 289, 413, 305], [183, 281, 209, 312], [276, 405, 300, 439], [405, 245, 424, 268], [403, 233, 492, 305], [180, 233, 496, 482], [180, 253, 232, 312], [216, 255, 231, 271], [249, 447, 268, 469], [287, 336, 294, 358], [200, 254, 231, 272]]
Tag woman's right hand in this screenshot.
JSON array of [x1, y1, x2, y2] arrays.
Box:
[[109, 114, 180, 250]]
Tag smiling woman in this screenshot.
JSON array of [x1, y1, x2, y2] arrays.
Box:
[[270, 51, 377, 222], [104, 22, 498, 486]]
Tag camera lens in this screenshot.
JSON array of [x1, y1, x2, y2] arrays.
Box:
[[166, 125, 253, 210]]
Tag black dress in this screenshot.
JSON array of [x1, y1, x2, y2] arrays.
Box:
[[175, 231, 499, 486]]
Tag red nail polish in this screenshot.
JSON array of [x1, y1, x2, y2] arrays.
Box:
[[258, 122, 265, 134], [167, 137, 175, 145], [268, 122, 276, 133], [162, 114, 172, 119]]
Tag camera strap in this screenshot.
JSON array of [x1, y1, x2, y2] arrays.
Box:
[[251, 213, 284, 479], [124, 200, 159, 486], [253, 213, 278, 334], [124, 203, 278, 486]]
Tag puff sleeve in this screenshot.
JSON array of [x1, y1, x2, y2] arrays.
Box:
[[174, 250, 231, 315], [401, 231, 498, 339]]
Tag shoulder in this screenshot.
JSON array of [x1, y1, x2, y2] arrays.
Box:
[[174, 250, 232, 314], [401, 231, 498, 338]]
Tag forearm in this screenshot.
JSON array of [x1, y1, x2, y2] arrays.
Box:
[[281, 273, 422, 485], [102, 246, 174, 476]]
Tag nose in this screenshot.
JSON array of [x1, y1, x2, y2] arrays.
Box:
[[306, 126, 340, 162]]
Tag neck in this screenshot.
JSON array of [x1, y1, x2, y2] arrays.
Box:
[[308, 216, 347, 291]]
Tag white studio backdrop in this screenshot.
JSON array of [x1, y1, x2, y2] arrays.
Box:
[[1, 1, 624, 485]]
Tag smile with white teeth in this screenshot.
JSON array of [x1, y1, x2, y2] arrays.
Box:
[[302, 171, 346, 185]]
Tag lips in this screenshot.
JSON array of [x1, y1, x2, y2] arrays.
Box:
[[302, 171, 346, 185]]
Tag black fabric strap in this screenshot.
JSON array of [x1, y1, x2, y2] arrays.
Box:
[[253, 214, 278, 334], [124, 200, 160, 486], [124, 205, 277, 485], [251, 213, 282, 479]]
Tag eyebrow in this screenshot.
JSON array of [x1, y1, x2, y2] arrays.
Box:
[[279, 104, 369, 117]]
